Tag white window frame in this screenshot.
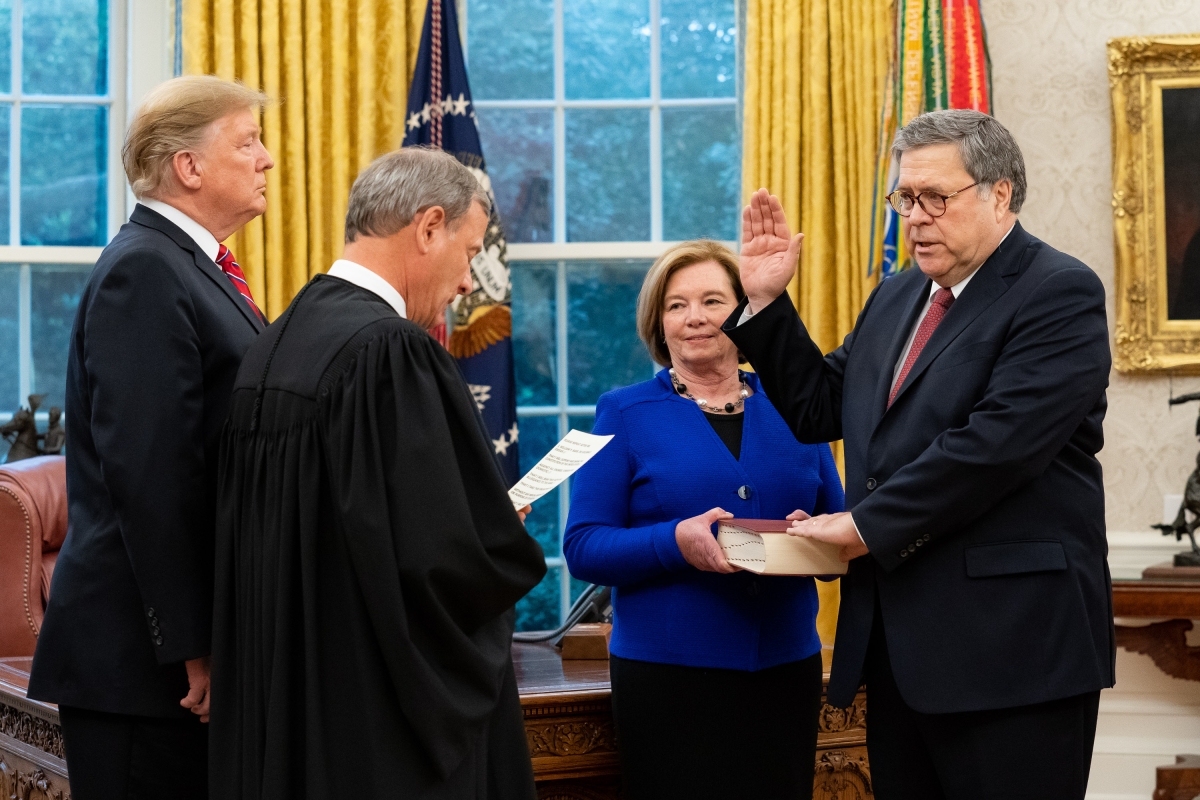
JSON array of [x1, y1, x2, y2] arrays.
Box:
[[470, 0, 740, 624], [1, 0, 174, 427]]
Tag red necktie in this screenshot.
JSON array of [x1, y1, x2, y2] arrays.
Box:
[[888, 287, 955, 408], [216, 244, 264, 321]]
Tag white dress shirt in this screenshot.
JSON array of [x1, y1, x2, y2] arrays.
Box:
[[327, 259, 408, 319], [140, 198, 221, 263]]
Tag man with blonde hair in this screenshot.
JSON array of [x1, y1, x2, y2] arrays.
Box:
[[29, 75, 274, 800]]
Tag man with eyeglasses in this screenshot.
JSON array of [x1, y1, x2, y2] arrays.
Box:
[[724, 109, 1111, 800]]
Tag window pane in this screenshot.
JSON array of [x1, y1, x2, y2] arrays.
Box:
[[662, 105, 739, 241], [661, 0, 736, 98], [23, 0, 107, 95], [467, 0, 552, 100], [516, 565, 561, 632], [518, 414, 561, 557], [567, 260, 656, 405], [564, 0, 650, 99], [0, 264, 18, 412], [477, 108, 553, 243], [0, 1, 12, 94], [0, 105, 11, 245], [21, 105, 107, 246], [566, 109, 650, 242], [512, 262, 556, 406], [31, 265, 89, 409]]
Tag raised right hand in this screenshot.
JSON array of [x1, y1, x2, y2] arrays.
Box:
[[675, 507, 739, 573], [741, 188, 804, 313]]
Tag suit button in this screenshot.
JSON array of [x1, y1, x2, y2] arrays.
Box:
[[899, 550, 908, 558], [151, 625, 160, 634], [915, 540, 923, 547], [154, 636, 163, 646], [922, 534, 931, 542], [866, 478, 877, 490], [147, 608, 155, 616], [907, 544, 916, 553], [738, 485, 752, 500]]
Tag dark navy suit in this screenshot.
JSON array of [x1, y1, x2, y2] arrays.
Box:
[[725, 222, 1113, 799], [29, 204, 264, 798]]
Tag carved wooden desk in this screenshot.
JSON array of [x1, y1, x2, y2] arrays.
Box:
[[512, 643, 872, 800], [0, 648, 871, 800], [0, 658, 68, 800], [1111, 579, 1200, 682]]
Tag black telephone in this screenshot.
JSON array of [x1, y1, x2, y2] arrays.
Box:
[[512, 584, 612, 647]]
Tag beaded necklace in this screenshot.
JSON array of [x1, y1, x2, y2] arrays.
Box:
[[668, 368, 750, 414]]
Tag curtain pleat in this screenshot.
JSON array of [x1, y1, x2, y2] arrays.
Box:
[[742, 0, 894, 647], [183, 0, 426, 319]]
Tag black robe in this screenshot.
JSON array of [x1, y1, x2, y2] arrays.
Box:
[[210, 275, 547, 800]]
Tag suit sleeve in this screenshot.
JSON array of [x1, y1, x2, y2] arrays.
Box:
[[83, 250, 213, 664], [562, 394, 689, 587], [812, 444, 846, 516], [723, 284, 883, 444], [853, 266, 1111, 571]]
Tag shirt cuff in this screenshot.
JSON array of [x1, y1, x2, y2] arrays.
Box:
[[849, 513, 867, 546], [737, 306, 756, 326]]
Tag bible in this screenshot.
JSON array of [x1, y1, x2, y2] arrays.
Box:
[[717, 518, 848, 576]]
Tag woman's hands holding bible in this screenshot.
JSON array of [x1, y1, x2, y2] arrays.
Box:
[[675, 507, 739, 573]]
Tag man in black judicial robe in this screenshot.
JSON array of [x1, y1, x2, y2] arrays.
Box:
[[209, 148, 547, 800]]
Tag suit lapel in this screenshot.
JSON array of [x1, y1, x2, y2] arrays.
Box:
[[883, 223, 1030, 413], [130, 204, 265, 333]]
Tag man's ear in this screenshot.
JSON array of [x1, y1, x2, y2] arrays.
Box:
[[170, 150, 203, 191], [991, 179, 1013, 220], [414, 206, 447, 254]]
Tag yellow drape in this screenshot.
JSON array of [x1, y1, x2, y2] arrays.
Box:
[[183, 0, 427, 319], [742, 0, 893, 648]]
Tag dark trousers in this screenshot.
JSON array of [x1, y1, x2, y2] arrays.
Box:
[[58, 705, 207, 800], [864, 615, 1100, 800], [610, 652, 824, 800]]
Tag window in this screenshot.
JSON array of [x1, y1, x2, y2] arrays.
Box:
[[0, 0, 173, 460], [466, 0, 740, 629]]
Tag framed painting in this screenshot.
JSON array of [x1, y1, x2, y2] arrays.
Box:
[[1110, 35, 1200, 372]]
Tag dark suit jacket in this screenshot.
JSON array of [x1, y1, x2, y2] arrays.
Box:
[[29, 204, 265, 718], [724, 222, 1114, 714]]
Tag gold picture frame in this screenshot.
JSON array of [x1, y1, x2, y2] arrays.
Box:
[[1110, 35, 1200, 372]]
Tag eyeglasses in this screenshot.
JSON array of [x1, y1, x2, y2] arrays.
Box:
[[886, 182, 979, 218]]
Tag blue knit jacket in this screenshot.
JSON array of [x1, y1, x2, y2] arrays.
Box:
[[564, 369, 845, 671]]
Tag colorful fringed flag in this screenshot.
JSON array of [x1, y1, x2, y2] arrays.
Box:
[[869, 0, 993, 278], [403, 0, 520, 484]]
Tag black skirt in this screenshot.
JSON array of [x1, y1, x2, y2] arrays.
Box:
[[609, 652, 823, 800]]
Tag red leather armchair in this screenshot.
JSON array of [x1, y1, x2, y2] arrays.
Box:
[[0, 456, 67, 657]]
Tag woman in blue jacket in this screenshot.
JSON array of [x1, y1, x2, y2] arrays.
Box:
[[564, 240, 845, 800]]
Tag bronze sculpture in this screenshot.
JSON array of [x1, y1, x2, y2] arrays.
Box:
[[0, 395, 65, 463], [1153, 391, 1200, 566]]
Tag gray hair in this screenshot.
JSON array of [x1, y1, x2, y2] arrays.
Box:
[[892, 109, 1027, 214], [344, 147, 491, 243]]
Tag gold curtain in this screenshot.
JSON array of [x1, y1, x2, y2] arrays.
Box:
[[183, 0, 427, 319], [742, 0, 893, 647]]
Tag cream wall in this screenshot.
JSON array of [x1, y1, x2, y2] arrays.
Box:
[[987, 0, 1200, 532], [985, 2, 1200, 797]]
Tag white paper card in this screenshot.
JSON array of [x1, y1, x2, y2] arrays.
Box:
[[509, 429, 613, 509]]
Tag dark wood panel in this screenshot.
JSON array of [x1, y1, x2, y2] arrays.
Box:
[[1112, 580, 1200, 618]]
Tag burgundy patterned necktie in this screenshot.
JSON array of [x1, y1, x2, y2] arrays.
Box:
[[888, 287, 955, 408], [215, 244, 264, 321]]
